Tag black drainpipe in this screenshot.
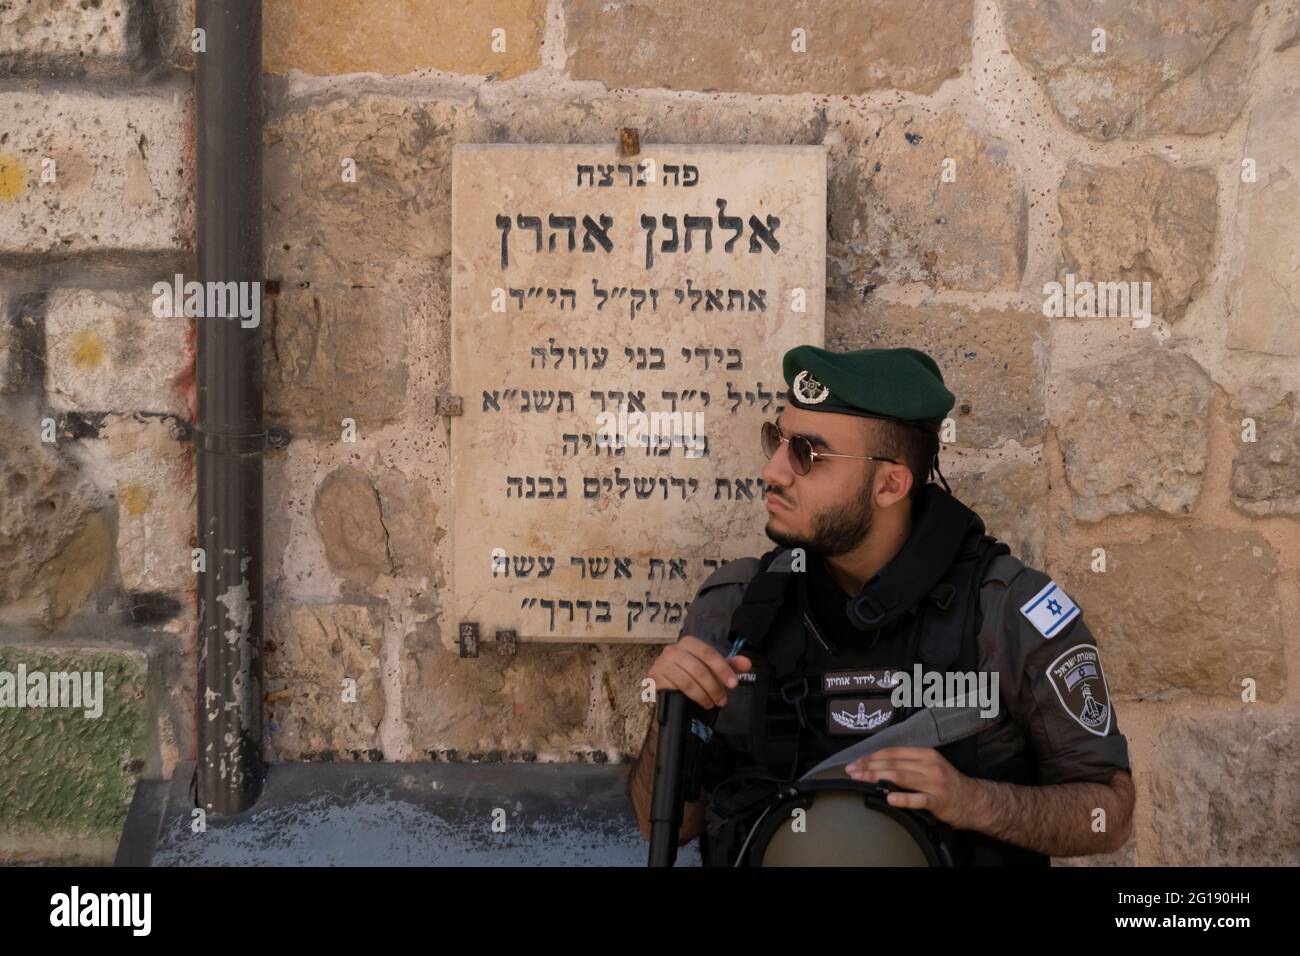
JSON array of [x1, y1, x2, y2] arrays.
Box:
[[194, 1, 265, 815]]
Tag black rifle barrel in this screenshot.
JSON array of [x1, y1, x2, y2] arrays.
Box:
[[648, 690, 691, 866]]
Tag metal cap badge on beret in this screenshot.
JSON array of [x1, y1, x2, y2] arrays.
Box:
[[781, 345, 955, 430]]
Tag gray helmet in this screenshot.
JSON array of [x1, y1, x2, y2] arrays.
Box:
[[742, 781, 953, 867]]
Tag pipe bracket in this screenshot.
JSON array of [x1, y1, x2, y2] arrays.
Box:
[[194, 427, 291, 454]]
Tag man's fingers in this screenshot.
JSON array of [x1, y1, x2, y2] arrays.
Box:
[[660, 637, 753, 705], [849, 766, 933, 792], [696, 646, 741, 691], [865, 747, 938, 763], [676, 636, 747, 692], [885, 791, 933, 811], [670, 653, 728, 707], [664, 661, 718, 709], [845, 755, 933, 776], [850, 757, 935, 775], [676, 635, 717, 657]]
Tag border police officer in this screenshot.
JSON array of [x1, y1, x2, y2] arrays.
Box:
[[628, 345, 1135, 865]]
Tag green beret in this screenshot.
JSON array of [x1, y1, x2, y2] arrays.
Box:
[[781, 345, 954, 430]]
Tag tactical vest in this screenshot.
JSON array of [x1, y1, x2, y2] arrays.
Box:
[[700, 490, 1049, 867]]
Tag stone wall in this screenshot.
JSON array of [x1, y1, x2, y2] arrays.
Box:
[[2, 0, 1297, 865], [1, 0, 195, 864]]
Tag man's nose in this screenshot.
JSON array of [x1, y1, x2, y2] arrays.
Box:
[[761, 439, 796, 491]]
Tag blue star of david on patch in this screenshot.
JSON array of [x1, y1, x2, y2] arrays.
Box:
[[1020, 581, 1079, 639]]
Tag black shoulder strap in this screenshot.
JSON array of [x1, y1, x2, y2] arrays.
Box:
[[727, 546, 795, 651], [932, 533, 1011, 779], [916, 531, 1005, 671]]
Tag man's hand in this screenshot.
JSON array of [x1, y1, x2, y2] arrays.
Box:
[[646, 635, 752, 710], [846, 747, 1136, 857], [627, 635, 752, 844], [845, 746, 979, 828]]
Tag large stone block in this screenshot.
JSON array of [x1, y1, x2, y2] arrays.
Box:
[[945, 452, 1048, 570], [404, 625, 592, 757], [0, 0, 135, 74], [265, 0, 545, 77], [1231, 393, 1300, 515], [1057, 158, 1217, 323], [264, 97, 477, 285], [264, 286, 409, 437], [0, 92, 192, 257], [1148, 710, 1299, 865], [827, 109, 1026, 293], [368, 468, 440, 584], [45, 289, 191, 415], [590, 643, 659, 758], [1001, 0, 1262, 140], [564, 0, 972, 94], [477, 87, 819, 147], [329, 492, 388, 597], [264, 602, 386, 761], [311, 465, 439, 591], [99, 414, 194, 593], [1057, 527, 1283, 700], [0, 646, 149, 844], [159, 0, 195, 71], [829, 303, 1047, 448], [1226, 81, 1300, 356], [0, 408, 110, 629], [1053, 350, 1211, 521], [37, 513, 113, 630]]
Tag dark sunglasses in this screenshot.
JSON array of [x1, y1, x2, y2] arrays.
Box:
[[760, 420, 899, 477]]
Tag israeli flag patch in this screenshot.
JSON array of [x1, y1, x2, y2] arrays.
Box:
[[1020, 581, 1080, 639]]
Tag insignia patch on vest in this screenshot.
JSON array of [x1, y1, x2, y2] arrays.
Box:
[[1045, 644, 1112, 736], [826, 698, 895, 736], [822, 669, 906, 695], [1020, 580, 1079, 639]]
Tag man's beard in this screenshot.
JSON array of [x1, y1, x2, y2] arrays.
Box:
[[764, 464, 876, 557]]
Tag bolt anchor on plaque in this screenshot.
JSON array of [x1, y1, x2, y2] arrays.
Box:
[[436, 395, 464, 417], [495, 629, 517, 656], [458, 621, 479, 659]]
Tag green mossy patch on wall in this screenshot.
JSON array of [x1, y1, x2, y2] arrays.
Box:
[[0, 647, 149, 838]]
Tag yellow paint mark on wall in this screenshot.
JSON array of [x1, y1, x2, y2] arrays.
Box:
[[120, 483, 153, 516], [70, 329, 106, 369], [0, 154, 27, 201]]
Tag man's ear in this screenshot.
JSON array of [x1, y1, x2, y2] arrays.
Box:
[[874, 460, 913, 507]]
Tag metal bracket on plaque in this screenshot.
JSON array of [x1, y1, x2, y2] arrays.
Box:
[[495, 629, 517, 656], [436, 395, 464, 417], [458, 621, 479, 658]]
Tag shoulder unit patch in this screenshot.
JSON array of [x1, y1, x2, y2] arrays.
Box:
[[1019, 580, 1079, 639], [1045, 643, 1112, 736]]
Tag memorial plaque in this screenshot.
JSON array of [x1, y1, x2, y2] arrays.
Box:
[[450, 144, 825, 643]]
